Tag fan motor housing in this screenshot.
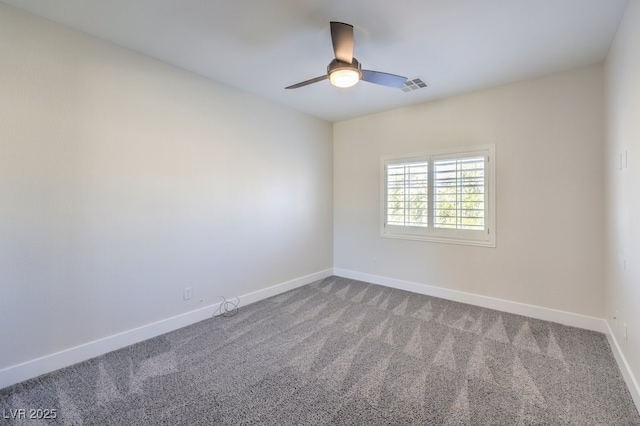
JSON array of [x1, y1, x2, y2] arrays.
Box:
[[327, 58, 362, 76]]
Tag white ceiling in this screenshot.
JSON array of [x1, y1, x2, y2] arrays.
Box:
[[2, 0, 629, 122]]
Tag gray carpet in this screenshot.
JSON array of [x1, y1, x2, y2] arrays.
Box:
[[1, 276, 639, 425]]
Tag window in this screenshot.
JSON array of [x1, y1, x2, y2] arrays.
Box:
[[381, 145, 495, 247]]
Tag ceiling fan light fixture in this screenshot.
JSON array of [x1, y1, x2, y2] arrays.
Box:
[[327, 58, 362, 88], [285, 23, 407, 91], [329, 68, 360, 88]]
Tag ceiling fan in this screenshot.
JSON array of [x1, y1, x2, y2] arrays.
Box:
[[285, 21, 407, 90]]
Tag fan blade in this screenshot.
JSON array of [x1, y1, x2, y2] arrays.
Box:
[[361, 70, 407, 88], [330, 22, 354, 63], [285, 75, 328, 89]]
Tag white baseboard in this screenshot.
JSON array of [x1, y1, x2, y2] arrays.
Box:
[[0, 268, 333, 390], [333, 268, 606, 332], [605, 321, 640, 410]]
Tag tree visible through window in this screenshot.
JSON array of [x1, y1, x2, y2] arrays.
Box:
[[386, 161, 428, 227], [381, 145, 495, 247], [433, 157, 485, 230]]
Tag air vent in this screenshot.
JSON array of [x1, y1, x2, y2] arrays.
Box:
[[401, 77, 429, 92]]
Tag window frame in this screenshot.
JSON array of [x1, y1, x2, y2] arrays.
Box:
[[380, 144, 496, 247]]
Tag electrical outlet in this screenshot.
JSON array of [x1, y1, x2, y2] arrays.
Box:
[[624, 323, 628, 341], [184, 287, 192, 300]]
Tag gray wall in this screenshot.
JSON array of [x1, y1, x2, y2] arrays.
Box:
[[0, 4, 333, 371], [604, 0, 640, 401], [334, 65, 604, 317]]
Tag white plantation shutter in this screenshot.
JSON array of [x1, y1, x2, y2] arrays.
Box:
[[386, 161, 428, 227], [433, 156, 485, 230], [381, 145, 495, 247]]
